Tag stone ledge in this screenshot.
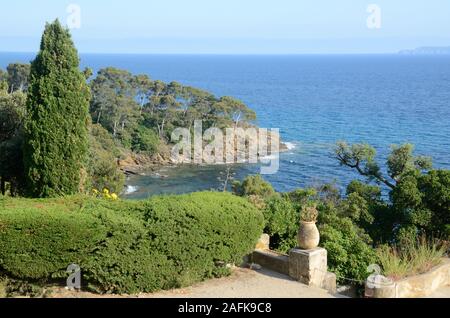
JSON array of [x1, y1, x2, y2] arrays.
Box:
[[250, 248, 337, 294], [366, 258, 450, 298], [251, 250, 289, 275]]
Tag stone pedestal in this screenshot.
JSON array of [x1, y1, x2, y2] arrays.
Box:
[[289, 248, 336, 293], [255, 234, 270, 251]]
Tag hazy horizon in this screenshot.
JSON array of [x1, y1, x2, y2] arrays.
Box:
[[1, 1, 450, 54], [1, 50, 450, 57]]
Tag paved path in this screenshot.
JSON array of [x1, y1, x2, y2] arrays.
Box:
[[145, 268, 338, 298], [50, 267, 338, 298]]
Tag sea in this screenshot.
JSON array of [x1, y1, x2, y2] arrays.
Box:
[[1, 53, 449, 199]]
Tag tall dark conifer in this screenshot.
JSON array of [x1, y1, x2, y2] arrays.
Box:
[[24, 20, 90, 197]]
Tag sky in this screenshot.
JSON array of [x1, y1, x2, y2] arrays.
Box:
[[1, 0, 450, 54]]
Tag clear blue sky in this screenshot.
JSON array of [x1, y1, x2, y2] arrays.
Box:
[[1, 0, 449, 54]]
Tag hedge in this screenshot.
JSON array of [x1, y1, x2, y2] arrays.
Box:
[[0, 192, 264, 294]]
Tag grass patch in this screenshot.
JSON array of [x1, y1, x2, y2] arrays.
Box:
[[377, 237, 448, 281]]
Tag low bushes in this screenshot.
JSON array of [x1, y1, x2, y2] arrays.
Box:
[[318, 205, 377, 284], [238, 175, 378, 285], [0, 192, 263, 294], [131, 126, 160, 155], [261, 193, 377, 284], [262, 194, 298, 252], [87, 124, 125, 194]]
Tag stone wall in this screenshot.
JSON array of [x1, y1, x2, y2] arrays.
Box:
[[365, 258, 450, 298], [251, 235, 337, 294]]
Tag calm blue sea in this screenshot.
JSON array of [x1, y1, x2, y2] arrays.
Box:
[[1, 53, 450, 198]]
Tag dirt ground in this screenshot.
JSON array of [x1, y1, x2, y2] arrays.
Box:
[[3, 267, 448, 298]]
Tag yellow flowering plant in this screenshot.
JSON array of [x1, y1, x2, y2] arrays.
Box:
[[91, 188, 119, 200]]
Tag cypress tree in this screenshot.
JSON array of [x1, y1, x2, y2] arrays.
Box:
[[23, 20, 90, 197]]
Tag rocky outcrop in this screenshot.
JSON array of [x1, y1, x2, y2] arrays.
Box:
[[119, 139, 289, 174], [118, 149, 173, 176]]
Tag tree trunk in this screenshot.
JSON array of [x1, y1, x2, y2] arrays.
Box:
[[96, 109, 102, 124], [0, 178, 6, 196], [159, 118, 166, 138], [113, 121, 118, 137]]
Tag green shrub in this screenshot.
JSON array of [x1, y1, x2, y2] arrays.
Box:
[[0, 192, 263, 294], [318, 204, 377, 285], [88, 124, 125, 193], [260, 185, 378, 285], [139, 192, 264, 285], [4, 279, 50, 298], [262, 194, 299, 252], [392, 170, 450, 242], [233, 175, 275, 197], [131, 126, 160, 155]]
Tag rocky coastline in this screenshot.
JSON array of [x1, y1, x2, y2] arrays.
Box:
[[118, 141, 289, 177]]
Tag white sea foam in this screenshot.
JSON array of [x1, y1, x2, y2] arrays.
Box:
[[284, 142, 296, 150], [125, 185, 138, 194], [260, 154, 279, 161]]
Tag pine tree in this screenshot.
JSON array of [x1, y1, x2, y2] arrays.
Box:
[[23, 20, 90, 197]]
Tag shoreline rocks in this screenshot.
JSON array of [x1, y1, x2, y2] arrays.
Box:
[[119, 141, 290, 175]]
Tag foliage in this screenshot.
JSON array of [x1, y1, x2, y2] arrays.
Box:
[[0, 89, 26, 141], [0, 277, 5, 298], [262, 194, 299, 252], [138, 192, 264, 286], [6, 63, 30, 93], [217, 166, 237, 192], [0, 69, 7, 87], [318, 203, 377, 284], [233, 175, 275, 198], [23, 20, 91, 197], [0, 89, 27, 195], [90, 67, 140, 146], [0, 192, 263, 294], [287, 188, 318, 205], [344, 181, 393, 243], [87, 124, 125, 194], [1, 24, 258, 199], [335, 142, 449, 244], [257, 182, 377, 284], [335, 142, 432, 189], [131, 126, 160, 155], [90, 66, 257, 145], [212, 96, 256, 128], [377, 237, 447, 281], [4, 279, 50, 298], [91, 188, 119, 201], [300, 204, 319, 222], [391, 169, 450, 242]]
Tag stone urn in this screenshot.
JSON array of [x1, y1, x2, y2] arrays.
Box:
[[298, 221, 320, 250]]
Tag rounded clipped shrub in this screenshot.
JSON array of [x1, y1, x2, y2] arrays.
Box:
[[0, 192, 263, 294], [138, 192, 264, 286]]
